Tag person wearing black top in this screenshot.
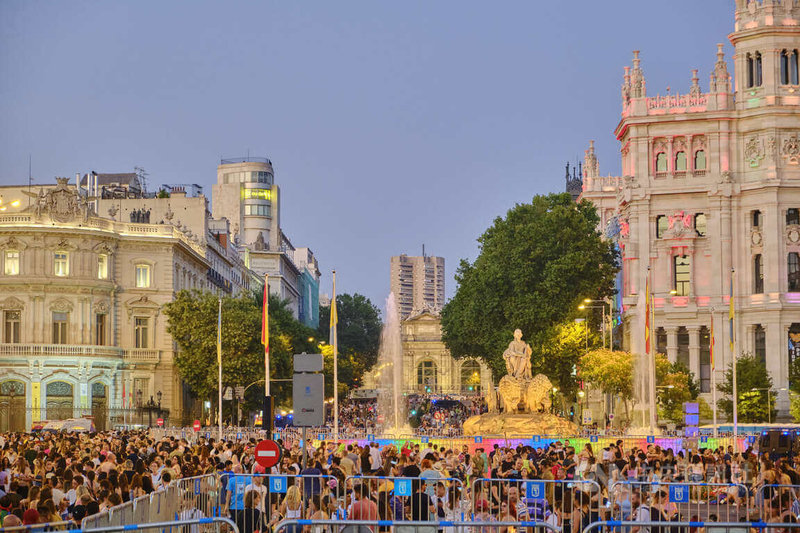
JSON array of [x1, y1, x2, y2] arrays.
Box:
[[410, 483, 435, 521]]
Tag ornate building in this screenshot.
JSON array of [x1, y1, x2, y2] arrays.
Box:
[[580, 0, 800, 417], [0, 177, 259, 431]]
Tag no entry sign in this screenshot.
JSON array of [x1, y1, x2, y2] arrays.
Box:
[[255, 439, 281, 469], [156, 418, 164, 427], [193, 420, 201, 432]]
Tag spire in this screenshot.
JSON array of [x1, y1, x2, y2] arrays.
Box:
[[711, 43, 730, 93], [690, 69, 701, 97], [630, 50, 646, 98], [622, 66, 632, 105], [584, 140, 600, 180]]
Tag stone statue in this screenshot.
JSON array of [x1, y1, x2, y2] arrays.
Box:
[[502, 328, 532, 380]]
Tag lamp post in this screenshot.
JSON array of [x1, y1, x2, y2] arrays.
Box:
[[750, 387, 785, 424], [582, 298, 613, 349]]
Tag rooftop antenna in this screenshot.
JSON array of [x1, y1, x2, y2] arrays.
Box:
[[27, 154, 32, 207], [134, 166, 149, 194], [422, 243, 426, 258]]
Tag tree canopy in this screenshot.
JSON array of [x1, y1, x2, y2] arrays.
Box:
[[717, 353, 774, 422], [441, 193, 618, 378]]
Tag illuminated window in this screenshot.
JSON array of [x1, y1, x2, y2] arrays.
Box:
[[4, 310, 20, 343], [675, 151, 687, 172], [54, 251, 69, 277], [754, 254, 764, 294], [134, 317, 149, 349], [789, 253, 800, 291], [417, 360, 437, 392], [4, 250, 19, 276], [674, 255, 691, 296], [95, 313, 106, 345], [694, 213, 707, 237], [97, 254, 108, 280], [52, 312, 68, 344], [656, 215, 668, 238], [655, 153, 668, 173], [694, 150, 706, 171], [135, 264, 151, 288], [460, 360, 481, 393]]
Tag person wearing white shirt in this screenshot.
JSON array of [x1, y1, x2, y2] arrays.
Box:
[[244, 475, 268, 512]]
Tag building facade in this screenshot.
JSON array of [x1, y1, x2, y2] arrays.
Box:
[[390, 254, 446, 320], [579, 0, 800, 416], [0, 177, 259, 431]]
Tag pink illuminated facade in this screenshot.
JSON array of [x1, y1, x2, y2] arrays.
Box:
[[582, 0, 800, 416]]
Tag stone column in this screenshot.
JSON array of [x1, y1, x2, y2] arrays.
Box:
[[666, 327, 679, 363], [687, 326, 701, 380], [771, 324, 790, 414]]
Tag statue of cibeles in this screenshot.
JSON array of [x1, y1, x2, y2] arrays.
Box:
[[502, 328, 532, 380]]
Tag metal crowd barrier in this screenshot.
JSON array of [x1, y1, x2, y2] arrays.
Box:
[[608, 480, 751, 523], [345, 475, 469, 521], [756, 483, 800, 522], [0, 521, 74, 532], [582, 520, 800, 533], [274, 519, 560, 533], [472, 478, 603, 523], [82, 516, 240, 533]]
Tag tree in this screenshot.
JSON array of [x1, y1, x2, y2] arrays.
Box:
[[580, 349, 636, 422], [532, 321, 600, 402], [655, 356, 698, 423], [716, 353, 775, 422], [441, 193, 618, 378], [791, 394, 800, 423], [318, 293, 382, 396], [790, 356, 800, 395]]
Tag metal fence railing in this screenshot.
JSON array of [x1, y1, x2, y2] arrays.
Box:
[[274, 519, 560, 533]]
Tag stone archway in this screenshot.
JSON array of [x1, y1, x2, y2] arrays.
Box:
[[0, 380, 25, 432], [91, 382, 108, 431], [46, 381, 74, 421]]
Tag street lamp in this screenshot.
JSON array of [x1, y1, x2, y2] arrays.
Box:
[[581, 298, 613, 349], [578, 302, 609, 349], [751, 387, 786, 424]]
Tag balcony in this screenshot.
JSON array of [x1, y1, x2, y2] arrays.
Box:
[[123, 349, 161, 363], [0, 343, 123, 358]]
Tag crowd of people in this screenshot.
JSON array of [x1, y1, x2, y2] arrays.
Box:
[[0, 430, 798, 532]]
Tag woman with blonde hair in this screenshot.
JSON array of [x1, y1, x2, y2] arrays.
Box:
[[279, 485, 303, 520]]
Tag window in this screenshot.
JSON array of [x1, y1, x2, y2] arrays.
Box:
[[753, 210, 762, 228], [700, 326, 711, 393], [747, 52, 763, 88], [656, 215, 669, 238], [754, 254, 764, 293], [694, 150, 706, 171], [789, 253, 800, 291], [246, 171, 273, 184], [95, 314, 106, 345], [781, 50, 799, 85], [242, 188, 272, 200], [754, 325, 766, 363], [54, 251, 69, 277], [675, 151, 687, 172], [674, 255, 691, 296], [695, 213, 707, 237], [788, 208, 800, 226], [97, 254, 108, 279], [135, 264, 151, 288], [656, 327, 667, 355], [134, 317, 149, 349], [747, 53, 754, 88], [417, 360, 437, 392], [755, 52, 763, 86], [52, 312, 68, 344], [244, 204, 271, 216], [4, 250, 19, 276], [677, 326, 690, 368], [460, 360, 482, 393], [3, 310, 20, 343], [655, 153, 668, 173]]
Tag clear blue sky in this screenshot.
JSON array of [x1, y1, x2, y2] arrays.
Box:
[[0, 1, 732, 311]]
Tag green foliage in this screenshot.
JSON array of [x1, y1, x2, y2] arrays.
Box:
[[580, 349, 635, 421], [532, 321, 600, 401], [791, 394, 800, 423], [164, 289, 316, 410], [790, 356, 800, 395], [655, 355, 697, 422], [716, 353, 775, 422], [441, 193, 618, 378], [318, 293, 382, 397], [156, 189, 170, 198]]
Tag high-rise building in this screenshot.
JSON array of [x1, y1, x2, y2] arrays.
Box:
[[390, 254, 445, 319], [578, 0, 800, 417]]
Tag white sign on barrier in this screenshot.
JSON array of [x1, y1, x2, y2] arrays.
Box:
[[669, 484, 689, 503], [526, 481, 545, 499], [395, 479, 413, 496], [270, 476, 287, 493]]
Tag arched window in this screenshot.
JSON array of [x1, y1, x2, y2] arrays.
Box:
[[460, 360, 481, 393], [782, 50, 790, 85], [755, 52, 763, 86], [747, 53, 754, 88], [694, 150, 706, 171], [655, 153, 668, 173], [754, 325, 766, 363], [46, 381, 74, 421], [674, 255, 691, 296], [675, 152, 687, 172], [789, 253, 800, 291], [754, 254, 764, 294], [417, 360, 437, 392], [793, 50, 800, 85]]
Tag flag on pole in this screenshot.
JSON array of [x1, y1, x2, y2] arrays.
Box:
[[261, 276, 269, 355], [644, 270, 651, 354], [329, 283, 338, 348], [729, 272, 735, 352], [710, 313, 715, 370]]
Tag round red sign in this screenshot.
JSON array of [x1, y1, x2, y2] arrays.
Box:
[[156, 418, 164, 427], [193, 420, 201, 432], [254, 439, 281, 469]]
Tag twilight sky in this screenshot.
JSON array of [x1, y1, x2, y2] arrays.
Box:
[[0, 1, 732, 312]]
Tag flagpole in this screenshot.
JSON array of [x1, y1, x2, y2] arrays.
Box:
[[332, 270, 339, 443], [710, 307, 718, 439], [218, 297, 223, 442], [731, 268, 739, 450], [263, 274, 270, 438], [648, 268, 657, 434]]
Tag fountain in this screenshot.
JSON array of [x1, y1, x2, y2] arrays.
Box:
[[375, 293, 411, 435]]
